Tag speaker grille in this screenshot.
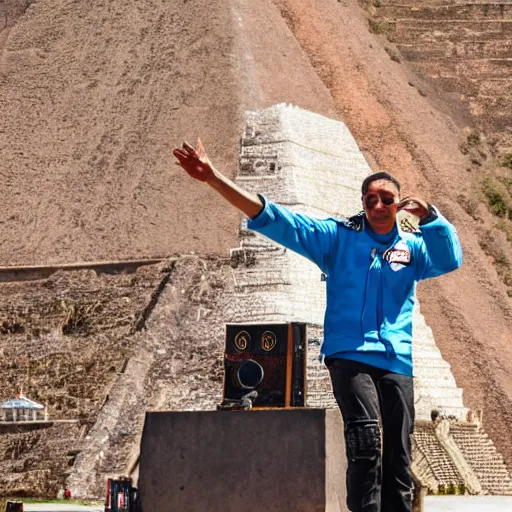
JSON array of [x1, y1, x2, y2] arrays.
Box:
[[222, 322, 307, 408]]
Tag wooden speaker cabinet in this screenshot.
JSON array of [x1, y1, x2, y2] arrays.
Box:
[[221, 322, 307, 409]]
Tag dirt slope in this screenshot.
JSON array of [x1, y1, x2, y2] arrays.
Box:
[[0, 0, 335, 265], [1, 0, 243, 264], [1, 0, 511, 473]]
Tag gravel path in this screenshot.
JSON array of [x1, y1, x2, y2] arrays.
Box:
[[23, 505, 102, 512], [425, 496, 512, 512]]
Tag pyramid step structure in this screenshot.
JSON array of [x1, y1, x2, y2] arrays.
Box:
[[418, 58, 512, 82], [229, 104, 512, 493], [388, 19, 512, 45], [377, 3, 512, 21], [397, 39, 512, 61], [449, 423, 512, 495], [413, 420, 512, 495], [412, 422, 465, 490], [377, 0, 512, 7]]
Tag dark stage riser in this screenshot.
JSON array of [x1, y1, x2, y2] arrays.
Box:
[[138, 409, 348, 512]]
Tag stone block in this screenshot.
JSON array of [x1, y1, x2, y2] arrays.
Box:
[[139, 409, 348, 512]]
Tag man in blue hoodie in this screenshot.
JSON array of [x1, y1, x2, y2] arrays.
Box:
[[173, 141, 462, 512]]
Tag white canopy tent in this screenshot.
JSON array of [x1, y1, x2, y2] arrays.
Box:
[[0, 392, 47, 422]]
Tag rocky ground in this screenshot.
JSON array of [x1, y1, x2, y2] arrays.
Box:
[[0, 266, 166, 419], [0, 264, 167, 496], [0, 422, 82, 497]]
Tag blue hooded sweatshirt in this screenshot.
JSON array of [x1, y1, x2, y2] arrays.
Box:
[[247, 196, 463, 377]]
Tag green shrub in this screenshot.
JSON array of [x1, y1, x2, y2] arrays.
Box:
[[501, 154, 512, 169], [368, 19, 392, 35], [483, 178, 511, 218], [497, 220, 512, 242]]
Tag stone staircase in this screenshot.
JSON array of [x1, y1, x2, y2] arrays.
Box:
[[413, 421, 465, 490], [450, 422, 512, 494], [412, 418, 512, 494], [412, 306, 469, 420], [372, 0, 512, 153]]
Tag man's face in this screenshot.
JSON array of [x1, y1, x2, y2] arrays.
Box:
[[362, 179, 400, 234]]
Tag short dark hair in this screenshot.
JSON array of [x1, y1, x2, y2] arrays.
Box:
[[361, 172, 401, 196]]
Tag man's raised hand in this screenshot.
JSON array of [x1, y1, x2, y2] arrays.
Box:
[[173, 137, 263, 218], [397, 196, 429, 219], [173, 139, 215, 183]]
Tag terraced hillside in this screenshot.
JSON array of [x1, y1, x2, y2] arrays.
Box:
[[371, 0, 512, 154]]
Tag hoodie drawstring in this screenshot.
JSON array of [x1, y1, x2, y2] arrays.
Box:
[[361, 248, 396, 358]]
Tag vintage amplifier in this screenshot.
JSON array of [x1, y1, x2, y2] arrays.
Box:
[[221, 322, 307, 409]]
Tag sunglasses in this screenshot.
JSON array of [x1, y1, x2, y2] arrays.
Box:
[[364, 195, 397, 209]]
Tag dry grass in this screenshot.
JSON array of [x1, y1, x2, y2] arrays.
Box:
[[482, 177, 512, 219], [368, 18, 393, 35]]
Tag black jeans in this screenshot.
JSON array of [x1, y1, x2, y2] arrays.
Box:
[[326, 358, 414, 512]]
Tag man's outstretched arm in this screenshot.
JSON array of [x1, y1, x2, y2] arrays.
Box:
[[173, 140, 263, 218], [174, 139, 339, 272]]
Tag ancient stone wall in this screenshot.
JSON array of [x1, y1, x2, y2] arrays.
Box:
[[0, 422, 82, 497], [413, 419, 512, 495], [450, 421, 512, 494], [0, 264, 167, 498]]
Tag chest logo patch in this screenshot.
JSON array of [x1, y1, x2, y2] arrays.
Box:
[[383, 241, 411, 271]]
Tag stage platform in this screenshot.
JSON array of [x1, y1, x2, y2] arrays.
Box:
[[138, 408, 347, 512]]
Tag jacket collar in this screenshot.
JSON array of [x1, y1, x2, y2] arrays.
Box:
[[339, 211, 366, 232]]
